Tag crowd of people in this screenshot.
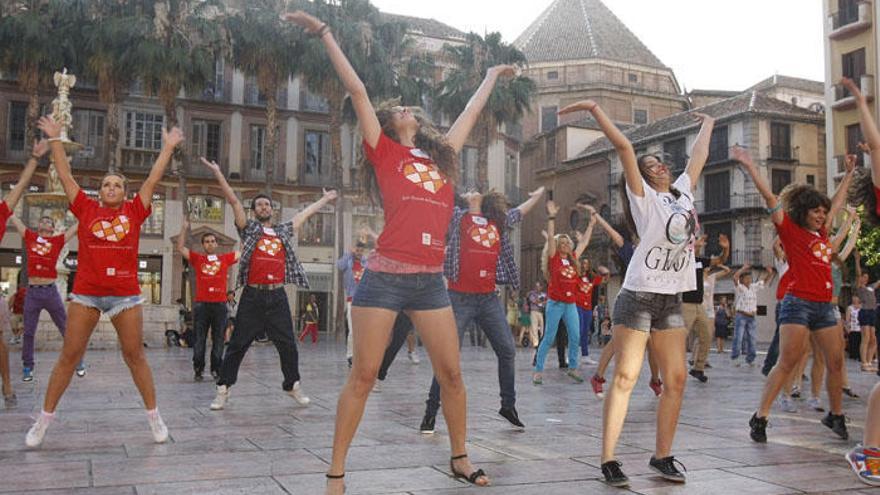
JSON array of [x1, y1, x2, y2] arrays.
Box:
[[0, 8, 876, 493]]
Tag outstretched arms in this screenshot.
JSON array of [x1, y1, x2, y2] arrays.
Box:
[[684, 113, 716, 190], [176, 218, 191, 261], [826, 153, 855, 231], [546, 200, 559, 258], [7, 139, 45, 210], [283, 11, 381, 149], [8, 216, 26, 234], [514, 186, 545, 216], [732, 145, 782, 225], [574, 205, 597, 260], [201, 158, 247, 231], [841, 77, 880, 187], [36, 117, 79, 202], [292, 189, 338, 231], [445, 65, 517, 153], [594, 211, 625, 248], [139, 127, 184, 209]]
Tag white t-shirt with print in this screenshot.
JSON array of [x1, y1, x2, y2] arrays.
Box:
[[622, 174, 697, 294]]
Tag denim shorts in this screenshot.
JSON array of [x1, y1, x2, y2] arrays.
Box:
[[777, 294, 837, 331], [858, 308, 877, 327], [352, 270, 450, 312], [611, 288, 684, 332], [70, 293, 144, 318]]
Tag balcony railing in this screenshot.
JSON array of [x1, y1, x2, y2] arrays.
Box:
[[694, 192, 764, 215], [766, 145, 799, 162], [834, 152, 872, 173], [829, 1, 872, 39], [729, 248, 768, 267], [833, 74, 875, 109]]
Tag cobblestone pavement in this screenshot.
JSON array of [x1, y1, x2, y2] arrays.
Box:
[[0, 338, 877, 494]]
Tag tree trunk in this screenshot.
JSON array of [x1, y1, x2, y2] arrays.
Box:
[[328, 92, 346, 335], [265, 90, 277, 196], [24, 73, 40, 149], [160, 87, 188, 216], [106, 99, 120, 173], [477, 118, 490, 191]]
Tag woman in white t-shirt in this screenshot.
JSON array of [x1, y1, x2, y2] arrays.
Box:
[[559, 100, 715, 487]]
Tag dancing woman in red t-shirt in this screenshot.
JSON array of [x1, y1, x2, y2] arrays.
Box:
[[25, 116, 183, 448], [284, 10, 516, 491], [735, 146, 854, 445]]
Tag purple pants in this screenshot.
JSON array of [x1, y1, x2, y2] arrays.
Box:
[[22, 284, 67, 368]]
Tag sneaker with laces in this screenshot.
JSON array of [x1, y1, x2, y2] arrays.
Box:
[[210, 385, 229, 410], [147, 409, 168, 443], [778, 396, 798, 413], [419, 413, 436, 434], [807, 396, 824, 412], [648, 455, 687, 483], [749, 413, 768, 443], [22, 367, 33, 382], [821, 412, 848, 439], [649, 378, 663, 397], [288, 381, 310, 405], [846, 445, 880, 487], [75, 362, 86, 377], [499, 407, 525, 429], [25, 411, 54, 447], [590, 374, 605, 398], [408, 351, 420, 365], [601, 460, 629, 487]]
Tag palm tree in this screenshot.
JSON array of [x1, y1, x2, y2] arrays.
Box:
[[225, 0, 304, 195], [0, 0, 81, 145], [435, 32, 535, 191]]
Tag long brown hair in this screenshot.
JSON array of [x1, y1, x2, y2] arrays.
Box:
[[481, 190, 509, 237], [360, 99, 458, 204], [619, 154, 683, 238]]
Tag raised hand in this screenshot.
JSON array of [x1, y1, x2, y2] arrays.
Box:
[[200, 157, 221, 174], [460, 190, 482, 203], [857, 141, 872, 154], [841, 77, 865, 103], [731, 145, 755, 168], [37, 116, 61, 139], [163, 127, 184, 150], [718, 233, 730, 250], [558, 100, 597, 116], [281, 10, 324, 33], [546, 200, 559, 217], [844, 153, 857, 174], [32, 139, 49, 159], [528, 186, 546, 199], [322, 188, 339, 201], [691, 111, 715, 124], [488, 64, 518, 79]]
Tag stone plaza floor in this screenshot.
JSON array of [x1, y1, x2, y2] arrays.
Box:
[[0, 338, 878, 494]]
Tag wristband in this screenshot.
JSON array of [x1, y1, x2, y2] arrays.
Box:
[[313, 24, 330, 38], [547, 216, 556, 220], [47, 137, 63, 143], [765, 203, 782, 215]]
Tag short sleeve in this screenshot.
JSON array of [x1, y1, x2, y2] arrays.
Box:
[[222, 252, 238, 266], [189, 251, 203, 267], [69, 190, 95, 219], [775, 213, 796, 242], [127, 194, 152, 225], [672, 173, 693, 196], [624, 179, 652, 219], [362, 132, 398, 169]]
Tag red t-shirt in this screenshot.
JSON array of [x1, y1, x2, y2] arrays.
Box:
[[363, 133, 453, 267], [190, 251, 237, 303], [576, 274, 604, 310], [776, 213, 832, 302], [776, 269, 794, 301], [24, 230, 65, 279], [70, 190, 151, 296], [547, 253, 579, 303], [348, 258, 365, 302], [0, 201, 11, 243], [448, 213, 501, 294], [247, 229, 285, 285]]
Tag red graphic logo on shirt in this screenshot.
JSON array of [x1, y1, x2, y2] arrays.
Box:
[[468, 224, 499, 248], [560, 265, 577, 279], [403, 162, 446, 194], [31, 240, 52, 256], [201, 260, 221, 276], [580, 277, 593, 293], [90, 215, 130, 242], [811, 240, 832, 263], [353, 267, 364, 283], [257, 237, 282, 256]]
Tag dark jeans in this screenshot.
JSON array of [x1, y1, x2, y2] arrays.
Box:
[[377, 314, 415, 381], [218, 286, 300, 391], [193, 301, 228, 374], [762, 302, 782, 376], [424, 291, 516, 417]]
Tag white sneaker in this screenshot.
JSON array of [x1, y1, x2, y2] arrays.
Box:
[[147, 409, 168, 443], [25, 411, 54, 447], [408, 351, 420, 365], [210, 385, 229, 410], [778, 396, 798, 413], [75, 362, 86, 377], [807, 396, 824, 412], [582, 356, 598, 365], [288, 381, 310, 405], [373, 380, 382, 393]]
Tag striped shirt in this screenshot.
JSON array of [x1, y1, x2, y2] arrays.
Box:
[[735, 280, 764, 315]]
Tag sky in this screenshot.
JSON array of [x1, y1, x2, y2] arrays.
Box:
[[370, 0, 825, 92]]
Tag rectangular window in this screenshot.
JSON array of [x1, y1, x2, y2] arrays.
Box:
[[504, 152, 518, 200], [191, 120, 222, 164], [806, 174, 815, 186], [300, 212, 335, 246], [71, 109, 106, 165], [771, 169, 792, 195], [628, 73, 638, 83], [846, 123, 865, 167], [244, 76, 267, 106], [633, 109, 648, 125], [547, 71, 559, 80], [541, 106, 558, 133], [186, 195, 225, 223], [663, 138, 687, 172], [708, 125, 728, 162], [770, 123, 792, 160], [250, 125, 266, 175], [7, 101, 27, 152], [124, 111, 164, 150], [842, 48, 866, 84], [303, 130, 332, 185], [704, 171, 730, 212], [460, 146, 478, 190], [839, 0, 859, 25]]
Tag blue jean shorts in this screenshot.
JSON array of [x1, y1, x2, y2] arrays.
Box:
[[858, 308, 876, 327], [777, 294, 837, 331], [611, 288, 684, 332], [70, 293, 144, 318], [352, 270, 450, 312]]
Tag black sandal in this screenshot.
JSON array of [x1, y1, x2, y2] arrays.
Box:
[[450, 454, 489, 486], [325, 473, 345, 480]]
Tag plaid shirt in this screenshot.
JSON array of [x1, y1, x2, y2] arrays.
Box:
[[444, 207, 523, 290], [236, 219, 309, 289]]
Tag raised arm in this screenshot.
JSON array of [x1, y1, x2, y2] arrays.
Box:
[[594, 211, 625, 248], [201, 158, 247, 230], [140, 127, 183, 209], [6, 140, 44, 210], [64, 222, 77, 243], [684, 112, 716, 189], [8, 216, 26, 234], [715, 233, 730, 266], [712, 264, 732, 279], [762, 267, 777, 285], [515, 186, 545, 216], [292, 189, 338, 231], [546, 200, 559, 258], [283, 11, 381, 148], [826, 153, 855, 230], [733, 263, 750, 287], [831, 206, 856, 252], [839, 216, 860, 262], [176, 218, 191, 261], [560, 100, 640, 196], [445, 65, 516, 153], [841, 77, 880, 185], [732, 146, 782, 225], [36, 117, 79, 202], [574, 209, 597, 260]]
